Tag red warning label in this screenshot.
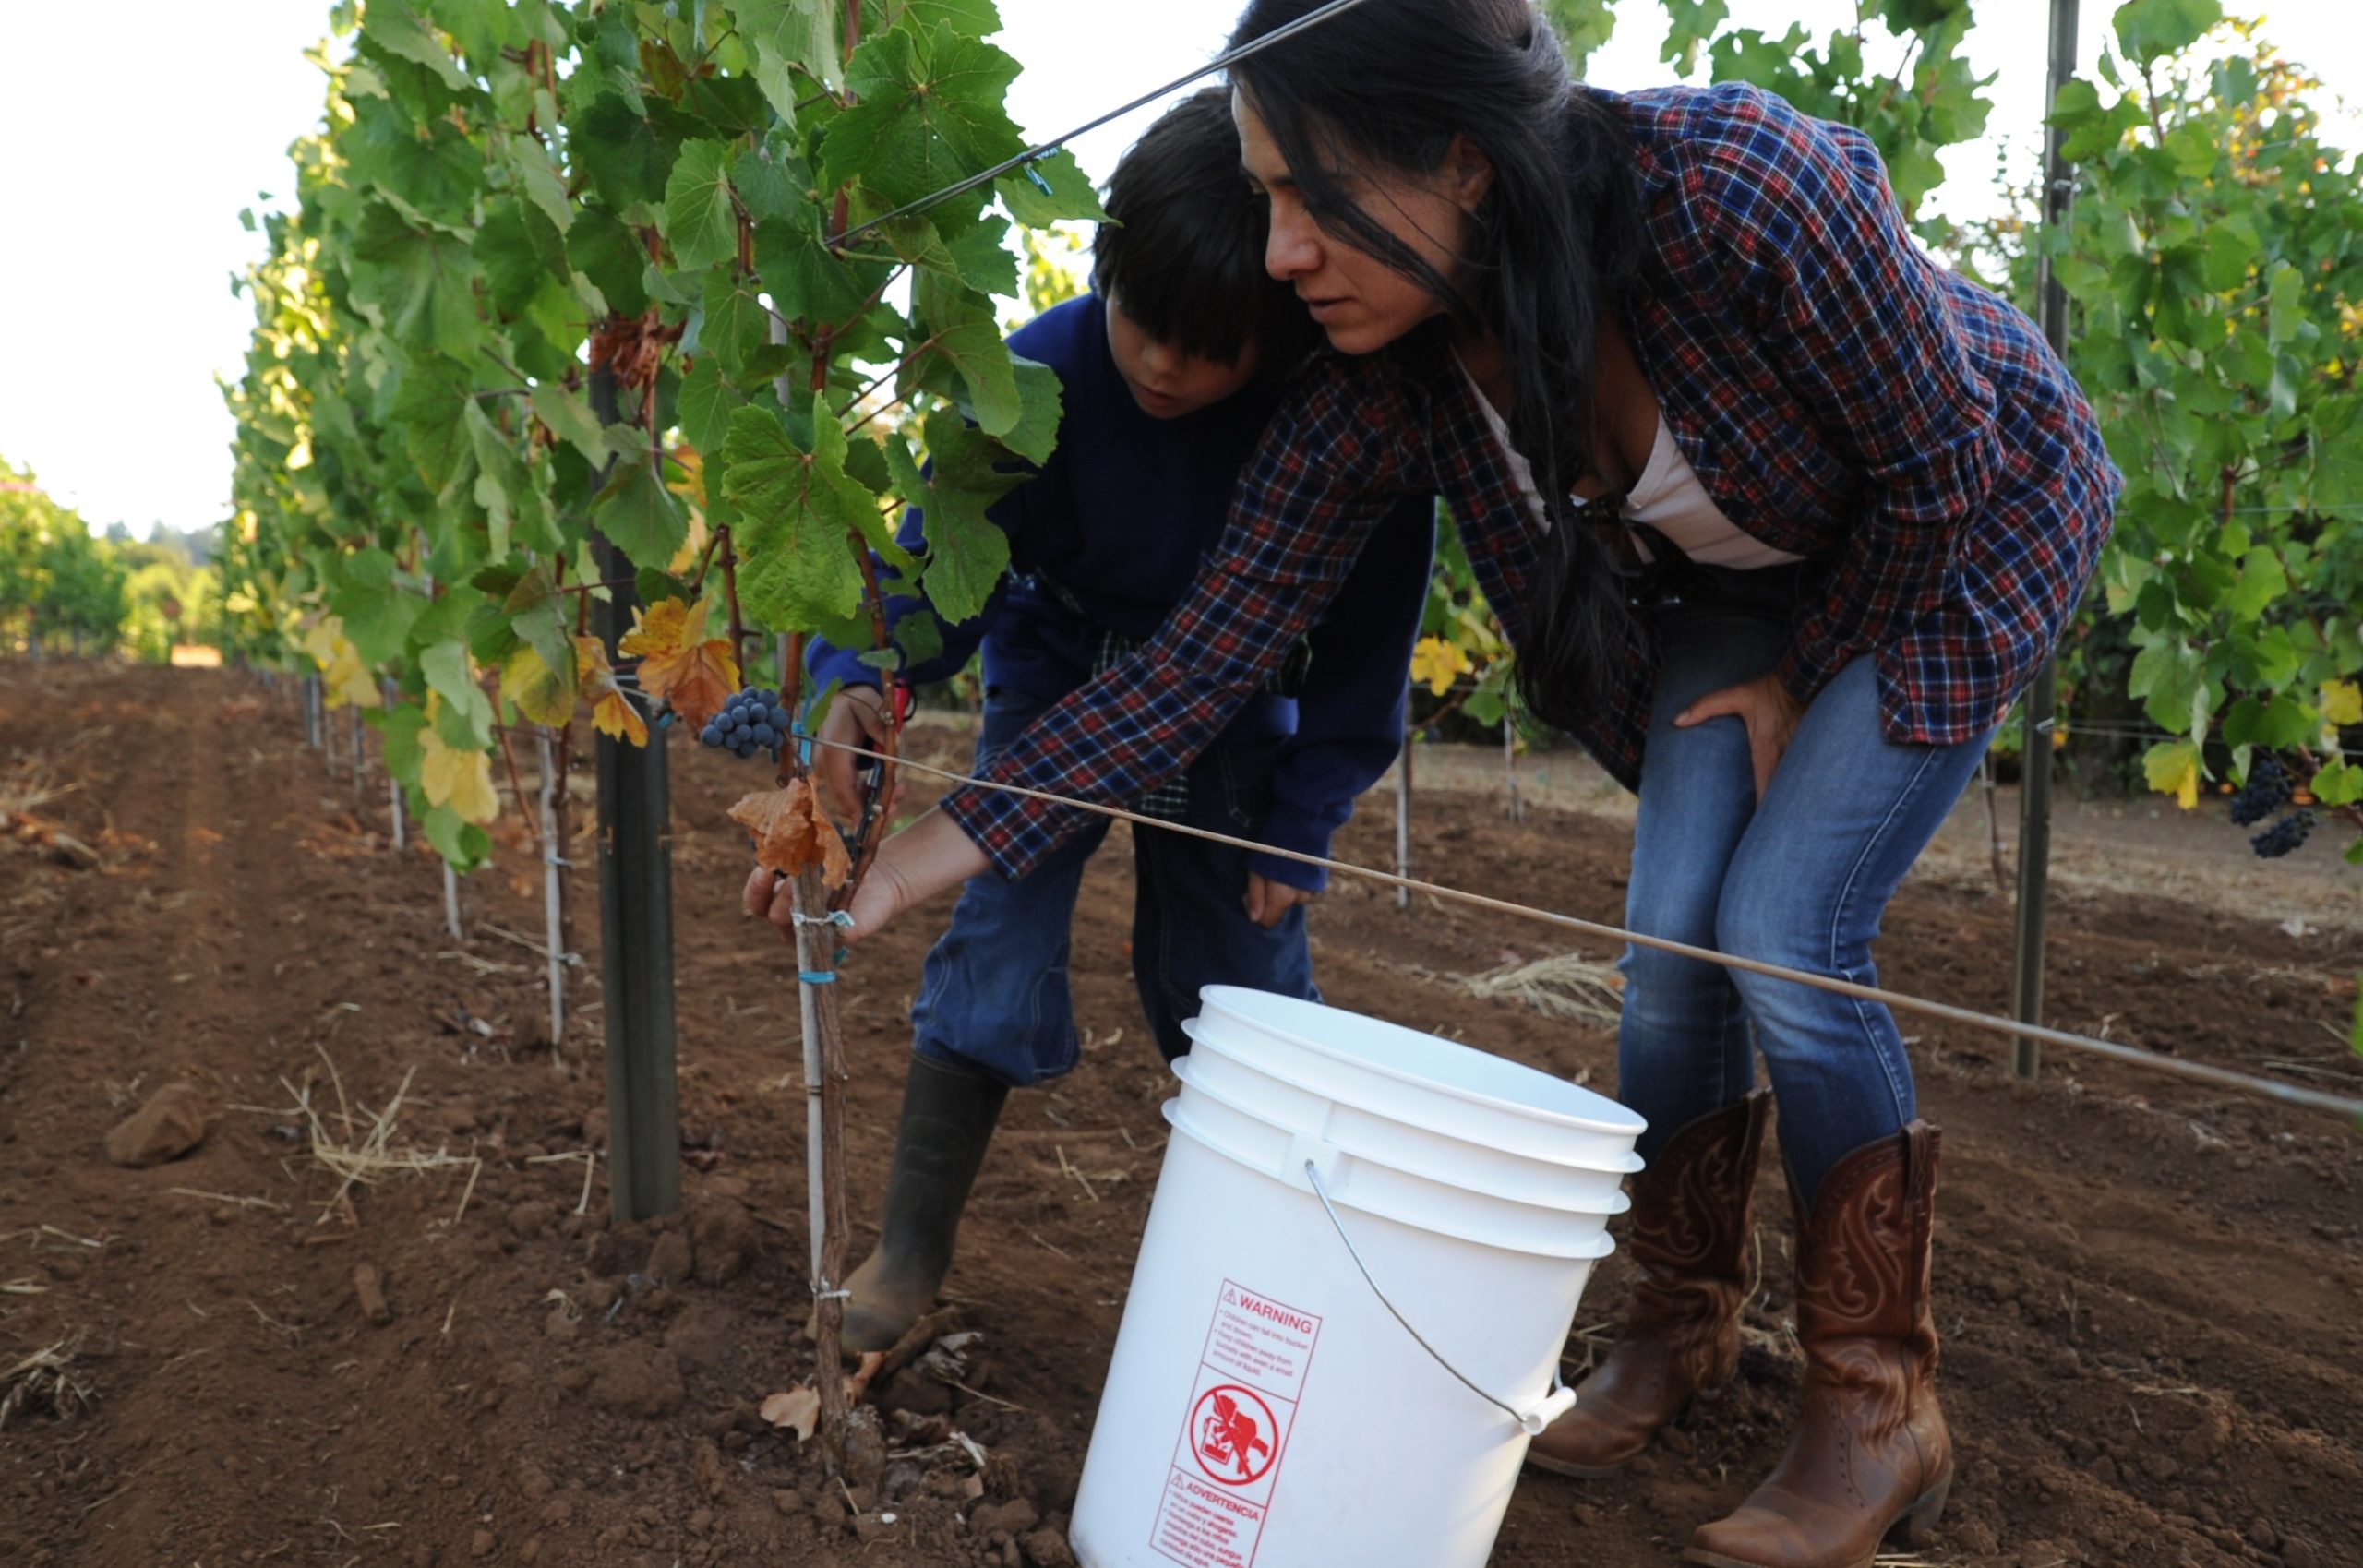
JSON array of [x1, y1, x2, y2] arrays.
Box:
[[1149, 1280, 1323, 1568]]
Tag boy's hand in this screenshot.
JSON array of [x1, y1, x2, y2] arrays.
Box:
[[818, 685, 893, 820], [1243, 872, 1314, 928]]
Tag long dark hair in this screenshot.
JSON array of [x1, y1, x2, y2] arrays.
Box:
[[1228, 0, 1645, 725]]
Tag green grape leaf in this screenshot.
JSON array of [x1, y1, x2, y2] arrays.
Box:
[[465, 401, 558, 558], [379, 701, 428, 784], [531, 382, 608, 465], [2310, 400, 2363, 511], [506, 138, 572, 234], [2129, 640, 2206, 732], [361, 0, 470, 92], [995, 148, 1107, 226], [892, 606, 945, 669], [821, 22, 1026, 209], [754, 210, 894, 329], [665, 139, 741, 272], [593, 457, 690, 571], [566, 207, 652, 318], [389, 350, 475, 489], [330, 548, 426, 666], [1661, 0, 1730, 73], [2310, 759, 2363, 808], [349, 199, 484, 353], [891, 410, 1020, 624], [421, 639, 496, 747], [1000, 356, 1062, 466], [574, 92, 678, 209], [421, 805, 493, 871], [732, 148, 805, 223], [884, 0, 1005, 34], [731, 0, 843, 102], [699, 268, 774, 380], [723, 405, 877, 628], [2224, 696, 2283, 750], [2114, 0, 2224, 67], [466, 599, 524, 666], [877, 212, 1016, 297], [679, 357, 750, 457], [346, 98, 482, 214], [1533, 0, 1615, 70], [908, 274, 1020, 437], [474, 198, 569, 315]]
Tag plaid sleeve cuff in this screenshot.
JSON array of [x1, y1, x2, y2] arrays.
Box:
[[940, 773, 1054, 882]]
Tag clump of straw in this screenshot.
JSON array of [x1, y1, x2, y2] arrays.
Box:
[[1455, 952, 1625, 1027], [279, 1047, 483, 1227]]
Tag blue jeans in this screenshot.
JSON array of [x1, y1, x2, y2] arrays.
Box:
[[911, 688, 1320, 1087], [1618, 567, 1993, 1206]]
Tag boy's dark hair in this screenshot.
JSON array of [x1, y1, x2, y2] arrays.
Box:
[[1093, 88, 1314, 369]]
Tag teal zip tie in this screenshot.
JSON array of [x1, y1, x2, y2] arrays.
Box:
[[798, 970, 837, 985]]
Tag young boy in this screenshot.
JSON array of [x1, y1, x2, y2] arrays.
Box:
[[800, 89, 1434, 1351]]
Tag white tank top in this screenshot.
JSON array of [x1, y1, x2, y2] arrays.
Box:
[[1456, 357, 1801, 570], [1622, 414, 1803, 569]]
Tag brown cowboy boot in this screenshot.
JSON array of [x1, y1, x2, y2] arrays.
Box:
[[1527, 1089, 1770, 1478], [1685, 1121, 1951, 1568]]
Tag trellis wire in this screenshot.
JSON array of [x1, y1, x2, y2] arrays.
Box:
[[805, 734, 2363, 1121]]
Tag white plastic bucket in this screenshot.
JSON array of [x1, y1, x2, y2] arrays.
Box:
[[1070, 988, 1645, 1568]]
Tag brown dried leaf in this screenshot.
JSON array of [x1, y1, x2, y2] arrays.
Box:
[[760, 1385, 820, 1441], [728, 778, 851, 889]]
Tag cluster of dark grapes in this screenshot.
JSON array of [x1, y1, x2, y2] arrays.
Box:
[[700, 686, 791, 760], [2250, 808, 2315, 860], [2226, 756, 2290, 826], [2227, 755, 2317, 859]]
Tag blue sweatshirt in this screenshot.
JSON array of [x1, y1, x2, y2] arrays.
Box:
[[809, 293, 1433, 892]]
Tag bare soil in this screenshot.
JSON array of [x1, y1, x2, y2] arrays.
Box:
[[4, 662, 2360, 1568]]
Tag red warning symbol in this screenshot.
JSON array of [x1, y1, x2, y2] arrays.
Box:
[[1189, 1384, 1279, 1487]]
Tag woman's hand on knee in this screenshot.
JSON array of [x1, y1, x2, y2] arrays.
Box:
[[1674, 672, 1805, 798]]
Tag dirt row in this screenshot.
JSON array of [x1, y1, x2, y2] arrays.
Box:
[[3, 661, 2358, 1568]]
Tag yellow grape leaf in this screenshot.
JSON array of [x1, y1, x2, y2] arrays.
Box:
[[324, 643, 382, 711], [502, 644, 576, 728], [622, 596, 738, 730], [420, 728, 499, 824], [2143, 739, 2201, 811], [300, 615, 382, 711], [1409, 635, 1472, 698], [576, 635, 649, 747], [2321, 678, 2362, 726], [729, 777, 851, 888], [668, 508, 710, 577]]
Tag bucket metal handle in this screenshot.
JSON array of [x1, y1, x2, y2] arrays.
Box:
[[1301, 1158, 1576, 1438]]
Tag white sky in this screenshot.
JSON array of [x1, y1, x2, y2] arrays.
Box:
[[0, 0, 2357, 543]]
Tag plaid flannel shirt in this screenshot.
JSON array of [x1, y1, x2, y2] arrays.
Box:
[[943, 83, 2120, 880]]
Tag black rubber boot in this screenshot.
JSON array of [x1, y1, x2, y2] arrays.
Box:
[[813, 1052, 1010, 1355]]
